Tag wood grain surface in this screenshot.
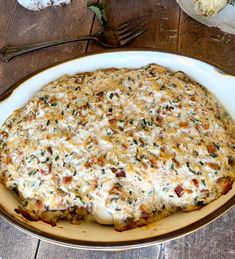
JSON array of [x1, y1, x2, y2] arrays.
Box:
[[0, 0, 234, 258]]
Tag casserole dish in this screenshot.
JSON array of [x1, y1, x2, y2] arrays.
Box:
[[0, 50, 234, 250]]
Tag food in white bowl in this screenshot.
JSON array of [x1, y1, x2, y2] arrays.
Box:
[[0, 63, 234, 232], [17, 0, 71, 11], [177, 0, 235, 34], [193, 0, 228, 16]]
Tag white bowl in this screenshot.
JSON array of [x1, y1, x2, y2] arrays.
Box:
[[0, 50, 234, 250]]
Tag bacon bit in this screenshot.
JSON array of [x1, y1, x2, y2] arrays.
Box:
[[172, 158, 180, 168], [155, 115, 163, 124], [1, 170, 7, 178], [194, 124, 201, 133], [84, 162, 91, 169], [202, 122, 210, 130], [139, 138, 145, 145], [48, 97, 56, 105], [109, 186, 122, 195], [141, 162, 148, 169], [185, 189, 193, 194], [178, 103, 182, 109], [26, 115, 35, 122], [6, 156, 12, 165], [115, 169, 126, 178], [192, 179, 199, 187], [124, 121, 129, 128], [91, 137, 98, 145], [150, 159, 158, 169], [40, 169, 47, 176], [178, 95, 183, 101], [122, 143, 128, 149], [62, 176, 73, 184], [174, 184, 184, 197], [179, 121, 189, 128], [228, 156, 234, 167], [81, 103, 90, 110], [36, 200, 44, 210], [126, 130, 134, 137], [107, 108, 113, 116], [206, 144, 217, 155], [111, 168, 126, 178], [93, 179, 98, 189], [207, 163, 220, 170], [108, 118, 117, 124], [0, 131, 8, 139], [90, 156, 105, 167], [97, 156, 105, 166], [140, 205, 150, 219], [74, 77, 83, 83], [96, 104, 103, 109], [96, 91, 103, 97], [17, 151, 24, 156], [48, 163, 52, 173], [110, 167, 117, 173], [190, 96, 196, 101], [47, 147, 53, 154]]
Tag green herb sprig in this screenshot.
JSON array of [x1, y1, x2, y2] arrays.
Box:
[[87, 2, 108, 27]]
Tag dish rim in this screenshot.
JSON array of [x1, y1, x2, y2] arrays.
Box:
[[0, 48, 234, 250], [0, 47, 234, 103]]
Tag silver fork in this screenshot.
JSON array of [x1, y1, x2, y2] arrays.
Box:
[[0, 16, 147, 62]]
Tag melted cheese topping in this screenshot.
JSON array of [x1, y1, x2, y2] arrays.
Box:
[[0, 64, 234, 231]]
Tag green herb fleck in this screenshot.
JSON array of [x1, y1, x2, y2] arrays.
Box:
[[39, 96, 49, 104], [199, 161, 204, 166], [210, 153, 218, 158], [28, 170, 37, 176]]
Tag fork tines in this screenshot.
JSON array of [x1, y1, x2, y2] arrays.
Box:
[[116, 15, 148, 45]]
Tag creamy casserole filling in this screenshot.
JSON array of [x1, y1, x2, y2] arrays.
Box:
[[0, 64, 234, 231]]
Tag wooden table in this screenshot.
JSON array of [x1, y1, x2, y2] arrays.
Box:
[[0, 1, 234, 258]]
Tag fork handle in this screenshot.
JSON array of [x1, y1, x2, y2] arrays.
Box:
[[0, 35, 96, 62]]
